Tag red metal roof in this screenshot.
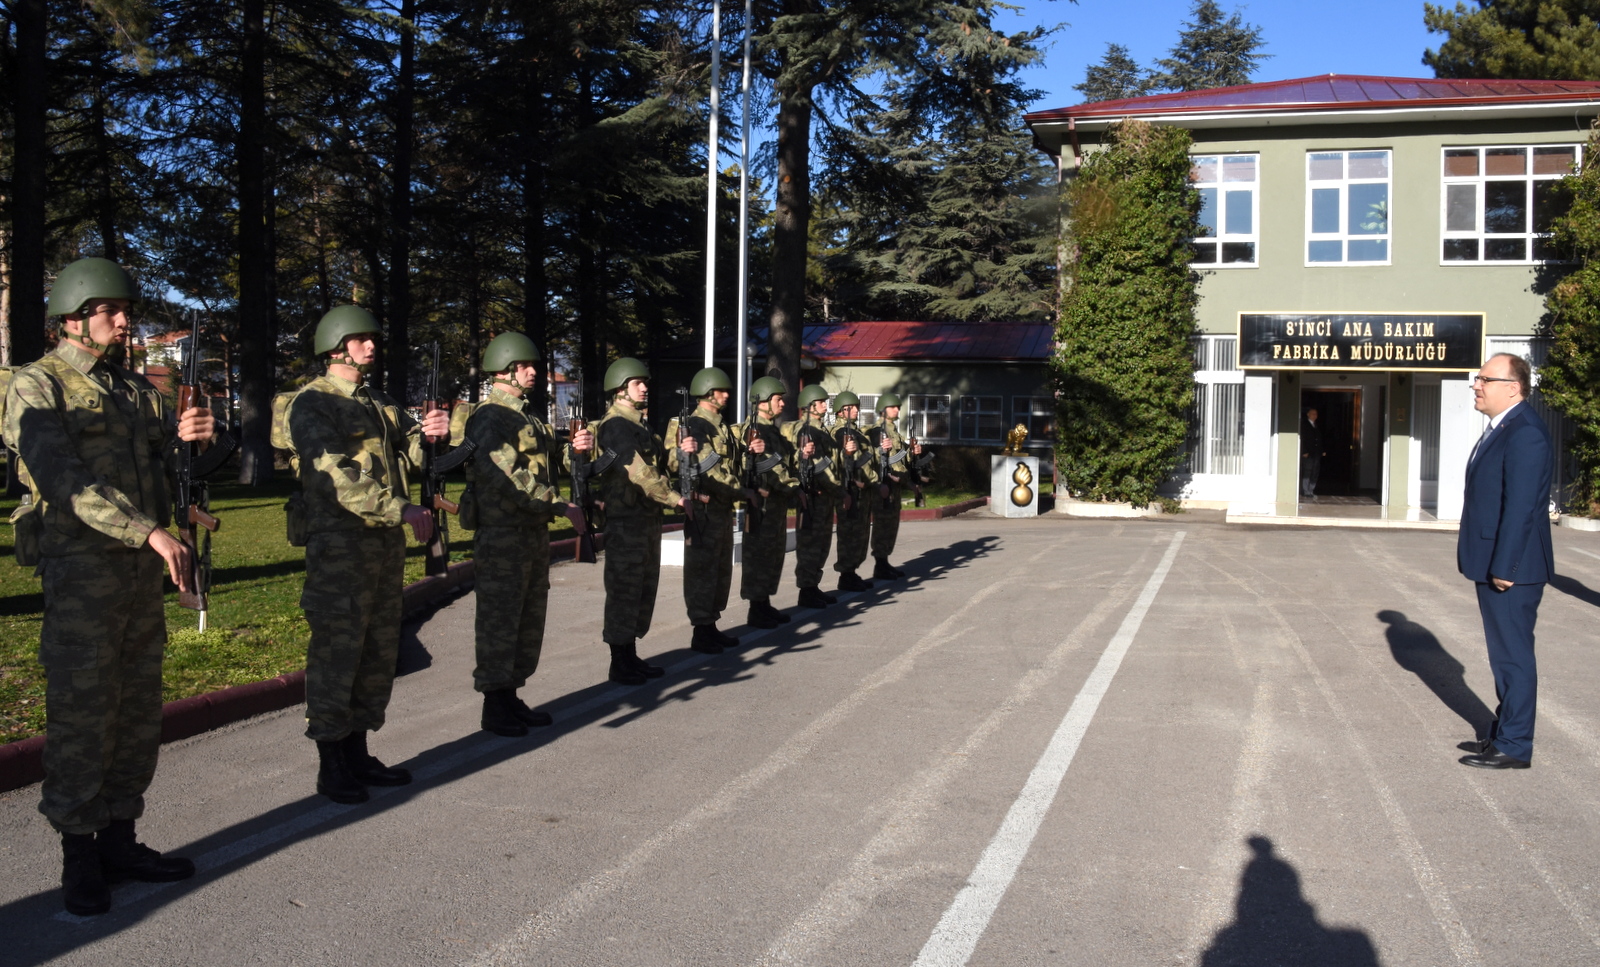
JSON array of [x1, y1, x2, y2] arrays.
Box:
[[802, 321, 1052, 362], [1024, 74, 1600, 123]]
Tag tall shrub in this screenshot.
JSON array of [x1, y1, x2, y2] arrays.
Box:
[[1054, 120, 1201, 506], [1538, 123, 1600, 514]]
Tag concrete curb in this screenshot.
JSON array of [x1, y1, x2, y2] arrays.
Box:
[[901, 496, 990, 521]]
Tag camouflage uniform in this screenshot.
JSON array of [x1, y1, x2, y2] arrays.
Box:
[[5, 340, 177, 835], [783, 413, 842, 591], [463, 387, 567, 693], [594, 398, 680, 644], [867, 415, 910, 560], [831, 417, 880, 578], [739, 412, 797, 603], [287, 373, 425, 743], [666, 402, 744, 626]]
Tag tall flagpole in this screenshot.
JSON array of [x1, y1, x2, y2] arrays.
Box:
[[734, 0, 753, 422], [703, 0, 721, 369]]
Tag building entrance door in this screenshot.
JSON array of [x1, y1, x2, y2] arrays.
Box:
[[1301, 388, 1362, 497]]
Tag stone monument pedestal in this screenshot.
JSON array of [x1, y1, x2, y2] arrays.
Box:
[[991, 455, 1040, 518]]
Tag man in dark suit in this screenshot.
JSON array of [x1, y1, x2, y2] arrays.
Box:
[[1300, 408, 1324, 499], [1457, 353, 1552, 770]]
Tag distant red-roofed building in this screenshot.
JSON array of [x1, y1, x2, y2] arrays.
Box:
[[1025, 74, 1600, 522]]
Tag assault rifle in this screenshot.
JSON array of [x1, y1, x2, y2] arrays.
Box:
[[173, 312, 238, 631], [742, 423, 782, 533], [420, 341, 475, 576], [875, 427, 896, 512], [795, 425, 831, 531], [567, 407, 599, 564], [838, 427, 870, 519], [674, 388, 704, 546], [906, 437, 935, 508]]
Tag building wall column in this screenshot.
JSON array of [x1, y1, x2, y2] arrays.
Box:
[[1275, 370, 1300, 515], [1436, 373, 1477, 521], [1386, 371, 1413, 520]]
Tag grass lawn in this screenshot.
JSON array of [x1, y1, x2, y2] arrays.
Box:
[[0, 476, 574, 745]]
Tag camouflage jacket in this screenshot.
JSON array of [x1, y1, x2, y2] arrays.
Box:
[[4, 341, 174, 556], [287, 373, 424, 532], [782, 413, 842, 497], [593, 398, 680, 517], [463, 387, 569, 527], [739, 411, 797, 499], [866, 415, 910, 478], [832, 417, 881, 489], [665, 401, 744, 508]]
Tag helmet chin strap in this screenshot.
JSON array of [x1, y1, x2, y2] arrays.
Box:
[[331, 350, 372, 375], [492, 373, 520, 391]]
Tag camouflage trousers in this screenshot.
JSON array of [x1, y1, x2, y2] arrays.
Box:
[[301, 527, 406, 742], [833, 485, 872, 575], [683, 503, 734, 625], [871, 482, 902, 559], [740, 495, 792, 602], [38, 550, 166, 835], [793, 493, 836, 590], [603, 512, 662, 645], [473, 523, 550, 693]]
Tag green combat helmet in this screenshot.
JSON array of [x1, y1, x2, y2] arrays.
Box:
[[604, 357, 650, 393], [798, 384, 830, 409], [878, 392, 902, 410], [690, 366, 733, 398], [832, 390, 861, 413], [482, 331, 540, 373], [47, 257, 139, 318], [749, 376, 786, 403], [314, 305, 380, 356]]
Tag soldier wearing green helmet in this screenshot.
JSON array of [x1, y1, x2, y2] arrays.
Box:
[[782, 383, 844, 608], [830, 390, 881, 591], [588, 357, 693, 685], [9, 257, 219, 914], [285, 305, 450, 805], [866, 391, 925, 579], [461, 331, 594, 736], [738, 376, 797, 628], [666, 365, 765, 653]]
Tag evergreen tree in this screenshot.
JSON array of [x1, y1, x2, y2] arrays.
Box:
[[1075, 43, 1146, 103], [1535, 123, 1600, 513], [1146, 0, 1268, 93], [1054, 120, 1200, 506], [1424, 0, 1600, 79]]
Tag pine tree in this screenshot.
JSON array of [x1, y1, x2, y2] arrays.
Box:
[[1424, 0, 1600, 79], [1055, 120, 1200, 506], [1146, 0, 1268, 93], [1075, 43, 1147, 103]]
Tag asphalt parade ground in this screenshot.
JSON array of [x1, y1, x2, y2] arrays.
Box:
[[6, 511, 1600, 966]]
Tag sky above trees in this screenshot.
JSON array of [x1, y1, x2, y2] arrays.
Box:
[[996, 0, 1439, 110]]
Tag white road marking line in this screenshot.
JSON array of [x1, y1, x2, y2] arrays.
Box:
[[911, 531, 1186, 967], [1570, 547, 1600, 563]]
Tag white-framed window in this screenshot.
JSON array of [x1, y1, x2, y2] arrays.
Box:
[[958, 396, 1004, 441], [1440, 144, 1580, 264], [1306, 150, 1391, 265], [1013, 396, 1056, 443], [1190, 154, 1259, 267], [1184, 336, 1245, 475], [906, 394, 951, 441], [857, 394, 879, 427]]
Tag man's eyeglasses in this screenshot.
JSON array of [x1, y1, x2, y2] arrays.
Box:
[[1471, 375, 1517, 386]]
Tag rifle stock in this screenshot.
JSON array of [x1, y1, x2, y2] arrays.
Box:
[[420, 341, 455, 577], [173, 312, 233, 630], [569, 413, 598, 564], [675, 388, 702, 546]]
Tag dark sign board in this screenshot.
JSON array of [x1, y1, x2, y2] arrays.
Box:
[[1238, 312, 1483, 371]]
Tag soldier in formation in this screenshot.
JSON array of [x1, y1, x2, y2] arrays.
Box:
[[7, 258, 217, 915], [284, 306, 450, 805], [784, 385, 842, 609], [865, 392, 924, 581], [738, 377, 796, 629], [829, 392, 879, 592]]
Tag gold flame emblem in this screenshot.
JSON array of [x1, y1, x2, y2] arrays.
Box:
[[1010, 462, 1034, 507]]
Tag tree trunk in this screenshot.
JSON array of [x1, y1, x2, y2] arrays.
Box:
[[522, 97, 549, 416], [92, 85, 119, 260], [10, 0, 47, 366], [767, 86, 812, 406], [235, 0, 273, 483], [385, 0, 416, 401], [576, 67, 604, 420]]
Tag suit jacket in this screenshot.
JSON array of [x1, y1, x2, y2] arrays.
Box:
[[1458, 403, 1554, 585], [1300, 419, 1324, 457]]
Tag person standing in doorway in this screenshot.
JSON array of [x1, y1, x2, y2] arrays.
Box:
[[1457, 353, 1552, 770], [1300, 408, 1325, 500]]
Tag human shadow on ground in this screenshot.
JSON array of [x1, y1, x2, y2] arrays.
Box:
[[1550, 572, 1600, 610], [0, 535, 1000, 964], [1378, 609, 1493, 739], [1200, 836, 1380, 967]]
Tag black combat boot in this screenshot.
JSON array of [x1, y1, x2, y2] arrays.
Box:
[[341, 731, 412, 786], [747, 599, 780, 629], [509, 692, 554, 727], [609, 643, 647, 685], [797, 586, 831, 609], [690, 624, 726, 654], [873, 557, 904, 581], [626, 642, 666, 679], [316, 740, 369, 804], [838, 571, 874, 592], [481, 689, 529, 737], [61, 832, 110, 916], [98, 819, 195, 884], [765, 601, 792, 623]]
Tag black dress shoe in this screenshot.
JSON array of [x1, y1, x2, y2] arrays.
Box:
[[1460, 751, 1530, 769]]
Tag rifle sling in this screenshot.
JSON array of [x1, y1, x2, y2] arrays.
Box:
[[432, 438, 478, 474], [189, 432, 239, 479]]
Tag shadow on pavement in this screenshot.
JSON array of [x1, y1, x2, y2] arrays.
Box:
[[1201, 836, 1379, 967], [1550, 572, 1600, 610], [1377, 609, 1493, 739], [0, 535, 999, 964]]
